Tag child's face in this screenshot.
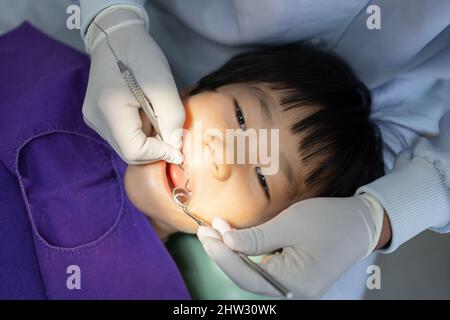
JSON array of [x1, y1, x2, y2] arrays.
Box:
[[125, 83, 306, 234]]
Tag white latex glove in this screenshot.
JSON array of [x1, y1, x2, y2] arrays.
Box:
[[197, 194, 385, 299], [82, 6, 184, 164]]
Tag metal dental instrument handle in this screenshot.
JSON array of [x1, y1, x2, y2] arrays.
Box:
[[237, 253, 292, 299], [115, 60, 163, 138], [171, 187, 292, 299]]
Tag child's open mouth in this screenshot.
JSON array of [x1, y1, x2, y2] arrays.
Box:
[[166, 163, 175, 189], [166, 163, 191, 192]]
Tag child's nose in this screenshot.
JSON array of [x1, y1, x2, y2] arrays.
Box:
[[211, 160, 231, 181], [204, 134, 231, 182]]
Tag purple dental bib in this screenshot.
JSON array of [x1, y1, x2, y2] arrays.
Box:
[[0, 23, 190, 300]]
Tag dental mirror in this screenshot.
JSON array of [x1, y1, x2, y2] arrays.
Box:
[[172, 187, 209, 226], [172, 187, 192, 208]]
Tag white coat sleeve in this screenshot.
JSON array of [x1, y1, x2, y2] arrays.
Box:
[[153, 0, 365, 45], [80, 0, 148, 37], [357, 111, 450, 253]]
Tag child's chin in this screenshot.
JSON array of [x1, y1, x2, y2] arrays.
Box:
[[148, 206, 200, 234]]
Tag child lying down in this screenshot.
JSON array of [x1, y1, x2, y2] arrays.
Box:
[[0, 23, 383, 299], [125, 44, 385, 239], [0, 23, 190, 299]]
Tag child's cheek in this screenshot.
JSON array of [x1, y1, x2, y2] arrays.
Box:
[[182, 99, 193, 130]]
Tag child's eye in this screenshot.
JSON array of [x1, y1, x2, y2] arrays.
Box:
[[256, 167, 270, 199], [234, 100, 246, 130]]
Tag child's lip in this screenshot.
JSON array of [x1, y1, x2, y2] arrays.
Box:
[[168, 163, 192, 192], [159, 161, 175, 200]]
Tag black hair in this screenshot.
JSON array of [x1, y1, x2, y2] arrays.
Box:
[[191, 44, 384, 198]]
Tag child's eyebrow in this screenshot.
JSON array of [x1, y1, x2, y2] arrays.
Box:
[[249, 86, 273, 124]]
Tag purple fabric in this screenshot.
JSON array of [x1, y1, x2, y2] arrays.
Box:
[[0, 23, 190, 299]]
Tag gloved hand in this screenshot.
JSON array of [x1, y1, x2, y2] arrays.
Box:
[[197, 193, 386, 299], [82, 7, 184, 164]]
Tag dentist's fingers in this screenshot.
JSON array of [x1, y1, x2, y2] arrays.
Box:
[[113, 130, 183, 164], [197, 226, 221, 242], [112, 119, 183, 164], [211, 217, 232, 234], [215, 212, 298, 256], [133, 134, 183, 164], [98, 91, 183, 163], [200, 236, 281, 297]]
